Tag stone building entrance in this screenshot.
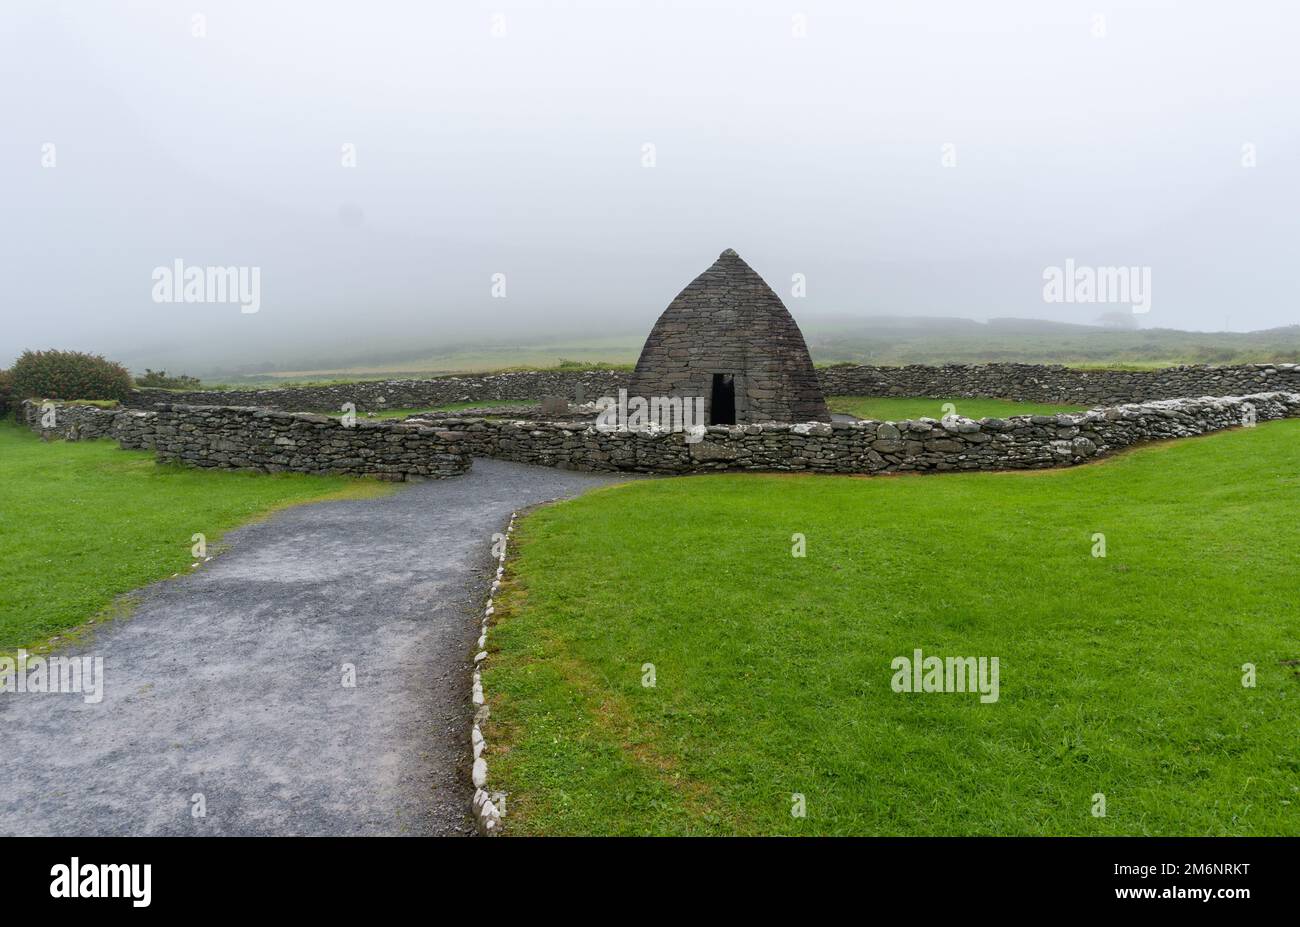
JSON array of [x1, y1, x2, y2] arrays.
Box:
[[709, 373, 737, 425]]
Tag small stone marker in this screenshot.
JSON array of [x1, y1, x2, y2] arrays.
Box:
[[540, 396, 568, 416]]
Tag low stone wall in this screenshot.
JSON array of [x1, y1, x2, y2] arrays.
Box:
[[420, 392, 1300, 475], [818, 362, 1300, 405], [116, 363, 1300, 413], [20, 400, 161, 448], [148, 405, 470, 479], [19, 401, 122, 441], [25, 392, 1300, 479], [124, 370, 631, 413], [23, 401, 470, 480], [113, 410, 160, 450]]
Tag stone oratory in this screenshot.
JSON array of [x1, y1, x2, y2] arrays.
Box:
[[629, 249, 831, 425]]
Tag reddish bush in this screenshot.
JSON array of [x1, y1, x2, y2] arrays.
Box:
[[10, 350, 134, 402]]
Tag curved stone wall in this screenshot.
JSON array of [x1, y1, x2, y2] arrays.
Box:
[[419, 392, 1300, 475], [25, 391, 1300, 480]]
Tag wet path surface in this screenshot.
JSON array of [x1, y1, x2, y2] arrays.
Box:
[[0, 459, 629, 835]]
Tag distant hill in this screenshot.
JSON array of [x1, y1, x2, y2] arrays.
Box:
[[172, 317, 1300, 386], [799, 317, 1300, 368]]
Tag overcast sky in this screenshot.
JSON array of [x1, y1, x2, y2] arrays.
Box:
[[3, 0, 1298, 372]]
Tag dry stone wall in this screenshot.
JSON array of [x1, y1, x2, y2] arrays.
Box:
[[113, 410, 160, 449], [419, 392, 1300, 475], [147, 405, 470, 479], [24, 390, 1300, 479], [116, 363, 1300, 414], [19, 401, 121, 441], [124, 370, 630, 413], [817, 362, 1300, 405], [23, 401, 469, 480]]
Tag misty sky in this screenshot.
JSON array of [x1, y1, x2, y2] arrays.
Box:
[[4, 0, 1299, 373]]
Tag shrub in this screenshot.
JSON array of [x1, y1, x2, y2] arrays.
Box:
[[10, 350, 134, 402], [0, 369, 13, 417], [135, 369, 202, 390]]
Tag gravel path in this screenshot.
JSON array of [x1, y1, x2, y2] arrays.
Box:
[[0, 459, 630, 836]]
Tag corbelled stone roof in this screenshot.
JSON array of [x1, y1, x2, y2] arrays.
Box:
[[629, 249, 831, 423]]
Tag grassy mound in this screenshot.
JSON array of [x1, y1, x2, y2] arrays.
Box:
[[827, 396, 1082, 420]]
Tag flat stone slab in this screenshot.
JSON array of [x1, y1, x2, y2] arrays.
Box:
[[0, 458, 629, 836]]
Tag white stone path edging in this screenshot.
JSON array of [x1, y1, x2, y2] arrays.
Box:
[[470, 511, 515, 835]]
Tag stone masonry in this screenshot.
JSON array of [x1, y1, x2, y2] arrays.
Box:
[[24, 401, 469, 480], [24, 388, 1300, 480], [629, 249, 831, 423], [114, 363, 1300, 417], [414, 392, 1299, 475], [123, 370, 629, 414], [817, 362, 1300, 405]]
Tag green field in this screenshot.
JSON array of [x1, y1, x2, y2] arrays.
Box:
[[483, 420, 1300, 835], [204, 357, 635, 389], [0, 423, 386, 654], [804, 323, 1300, 368], [180, 323, 1300, 385], [312, 399, 536, 420], [828, 396, 1082, 421]]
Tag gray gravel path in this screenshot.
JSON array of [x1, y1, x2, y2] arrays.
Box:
[[0, 459, 630, 836]]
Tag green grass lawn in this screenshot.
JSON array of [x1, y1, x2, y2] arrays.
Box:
[[0, 422, 387, 654], [313, 407, 427, 420], [828, 396, 1083, 420], [310, 399, 535, 420], [484, 420, 1300, 835], [55, 399, 122, 408], [422, 399, 538, 413], [319, 397, 1071, 423]]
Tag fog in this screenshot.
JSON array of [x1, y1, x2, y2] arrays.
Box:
[[3, 0, 1299, 374]]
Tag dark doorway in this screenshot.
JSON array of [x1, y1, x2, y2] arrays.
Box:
[[709, 373, 736, 425]]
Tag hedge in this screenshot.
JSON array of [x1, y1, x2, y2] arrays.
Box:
[[10, 350, 134, 402]]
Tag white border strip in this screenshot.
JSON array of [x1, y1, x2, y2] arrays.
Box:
[[470, 510, 516, 835]]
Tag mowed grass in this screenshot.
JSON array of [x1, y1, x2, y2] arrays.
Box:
[[0, 422, 387, 653], [828, 396, 1083, 420], [484, 420, 1300, 835], [424, 399, 536, 413], [312, 399, 535, 420]]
